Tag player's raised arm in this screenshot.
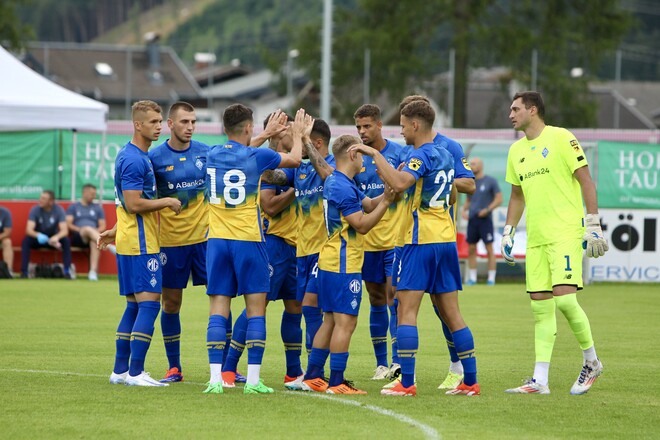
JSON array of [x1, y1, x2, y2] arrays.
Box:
[[250, 109, 288, 147], [277, 108, 307, 168], [303, 118, 334, 180]]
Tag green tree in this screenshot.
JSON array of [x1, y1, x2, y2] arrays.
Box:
[[0, 0, 34, 49]]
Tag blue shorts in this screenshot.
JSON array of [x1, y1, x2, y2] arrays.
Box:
[[317, 269, 363, 316], [296, 253, 319, 302], [391, 246, 403, 287], [161, 242, 207, 289], [206, 238, 270, 296], [266, 234, 297, 302], [466, 216, 495, 244], [362, 249, 394, 284], [116, 253, 162, 296], [397, 243, 462, 294]]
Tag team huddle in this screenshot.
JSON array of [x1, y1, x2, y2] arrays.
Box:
[[100, 91, 609, 397]]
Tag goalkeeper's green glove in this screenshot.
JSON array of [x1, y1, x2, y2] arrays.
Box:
[[501, 225, 515, 266], [583, 214, 609, 258]]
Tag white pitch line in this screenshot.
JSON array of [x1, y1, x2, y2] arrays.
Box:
[[1, 368, 440, 440], [290, 392, 440, 440]]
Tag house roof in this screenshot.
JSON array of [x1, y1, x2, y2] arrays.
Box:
[[24, 42, 202, 103]]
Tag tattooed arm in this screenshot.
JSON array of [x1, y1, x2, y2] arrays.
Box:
[[304, 137, 334, 180], [262, 169, 290, 186]]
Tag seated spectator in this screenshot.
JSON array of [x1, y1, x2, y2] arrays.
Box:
[[21, 190, 72, 279], [66, 183, 116, 281], [0, 205, 13, 277]]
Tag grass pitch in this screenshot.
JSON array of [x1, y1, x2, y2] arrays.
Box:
[[0, 279, 658, 439]]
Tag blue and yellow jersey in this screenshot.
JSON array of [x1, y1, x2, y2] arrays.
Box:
[[402, 142, 455, 245], [261, 182, 297, 246], [149, 139, 209, 247], [319, 170, 366, 273], [434, 133, 474, 180], [114, 142, 159, 255], [207, 140, 282, 242], [284, 155, 336, 257], [505, 125, 588, 247], [354, 139, 404, 251], [394, 146, 413, 248]]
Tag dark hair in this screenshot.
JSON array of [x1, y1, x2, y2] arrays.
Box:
[[168, 101, 195, 118], [353, 104, 381, 121], [311, 119, 331, 145], [332, 134, 361, 158], [398, 95, 429, 113], [82, 183, 96, 191], [263, 112, 293, 129], [401, 100, 435, 127], [223, 104, 253, 135], [42, 190, 55, 200], [512, 91, 545, 120]]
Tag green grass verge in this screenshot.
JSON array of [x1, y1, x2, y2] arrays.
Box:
[[0, 280, 658, 439]]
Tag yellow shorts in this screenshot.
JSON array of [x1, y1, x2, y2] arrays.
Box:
[[525, 239, 583, 292]]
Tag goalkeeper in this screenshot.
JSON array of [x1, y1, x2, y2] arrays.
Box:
[[501, 91, 608, 396]]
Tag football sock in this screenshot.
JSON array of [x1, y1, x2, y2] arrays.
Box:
[[531, 298, 557, 363], [453, 326, 477, 386], [222, 309, 247, 373], [370, 305, 389, 367], [114, 301, 138, 374], [281, 311, 303, 377], [554, 294, 595, 350], [223, 310, 233, 364], [436, 306, 460, 363], [329, 352, 349, 387], [305, 347, 330, 379], [302, 305, 323, 353], [207, 314, 228, 369], [487, 270, 496, 283], [210, 363, 222, 384], [469, 269, 477, 282], [397, 325, 418, 388], [389, 299, 399, 364], [246, 316, 267, 385], [582, 345, 598, 363], [128, 300, 160, 377], [533, 362, 550, 386], [161, 311, 181, 370]]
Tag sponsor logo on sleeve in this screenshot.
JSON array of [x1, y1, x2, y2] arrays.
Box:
[[408, 158, 422, 171]]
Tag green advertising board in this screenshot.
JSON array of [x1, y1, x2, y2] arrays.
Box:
[[597, 141, 660, 209], [0, 130, 227, 201]]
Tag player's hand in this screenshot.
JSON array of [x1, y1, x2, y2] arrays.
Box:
[[501, 225, 516, 266], [168, 198, 182, 215], [382, 181, 396, 204], [291, 108, 308, 138], [348, 143, 376, 158], [97, 229, 116, 250], [48, 236, 61, 249], [36, 232, 49, 245], [262, 109, 288, 139], [478, 208, 489, 218], [583, 213, 608, 258]]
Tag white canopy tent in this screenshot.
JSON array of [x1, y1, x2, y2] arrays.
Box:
[[0, 45, 108, 132], [0, 45, 109, 199]]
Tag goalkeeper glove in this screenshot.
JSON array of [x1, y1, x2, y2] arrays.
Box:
[[501, 225, 515, 266], [583, 214, 608, 258], [36, 233, 49, 245]]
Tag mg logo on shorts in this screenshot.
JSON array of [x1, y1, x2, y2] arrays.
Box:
[[160, 252, 167, 266], [349, 279, 361, 294], [147, 258, 159, 272]]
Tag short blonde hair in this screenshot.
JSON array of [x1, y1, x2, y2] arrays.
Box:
[[332, 134, 361, 159], [132, 100, 162, 121]]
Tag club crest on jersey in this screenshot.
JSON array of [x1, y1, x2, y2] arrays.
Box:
[[462, 157, 472, 170], [195, 158, 204, 170], [167, 182, 174, 190], [299, 173, 307, 180], [147, 258, 159, 272], [408, 158, 422, 171], [542, 148, 549, 158], [349, 279, 361, 294], [165, 165, 174, 171]]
